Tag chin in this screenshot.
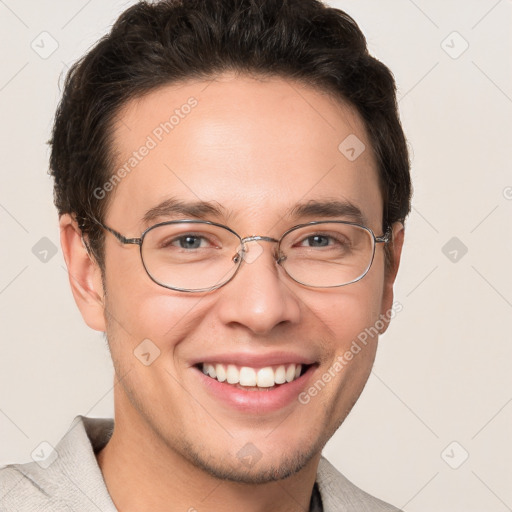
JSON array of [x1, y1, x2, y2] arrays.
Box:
[[178, 435, 322, 484]]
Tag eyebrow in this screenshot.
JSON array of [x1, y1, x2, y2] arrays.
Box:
[[141, 198, 227, 225], [141, 197, 367, 226], [288, 199, 367, 225]]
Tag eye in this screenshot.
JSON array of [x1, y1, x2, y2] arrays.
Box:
[[297, 233, 350, 249], [176, 235, 205, 249], [301, 234, 333, 248], [161, 233, 215, 250]]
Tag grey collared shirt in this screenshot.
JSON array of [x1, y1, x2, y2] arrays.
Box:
[[0, 416, 402, 511]]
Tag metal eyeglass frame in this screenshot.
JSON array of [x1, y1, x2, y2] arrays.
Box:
[[93, 218, 392, 293]]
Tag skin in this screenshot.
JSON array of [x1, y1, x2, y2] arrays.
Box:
[[60, 72, 404, 512]]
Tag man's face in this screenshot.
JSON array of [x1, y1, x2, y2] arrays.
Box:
[[98, 73, 393, 482]]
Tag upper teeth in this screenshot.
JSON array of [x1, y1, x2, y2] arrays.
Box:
[[201, 363, 302, 387]]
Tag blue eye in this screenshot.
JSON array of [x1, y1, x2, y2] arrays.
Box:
[[157, 232, 213, 250], [172, 235, 205, 250], [297, 233, 349, 249], [303, 235, 331, 247]]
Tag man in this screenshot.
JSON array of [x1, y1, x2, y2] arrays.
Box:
[[1, 0, 411, 510]]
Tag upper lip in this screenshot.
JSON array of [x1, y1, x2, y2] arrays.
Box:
[[190, 351, 317, 368]]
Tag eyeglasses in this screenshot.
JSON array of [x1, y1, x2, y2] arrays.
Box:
[[94, 219, 391, 293]]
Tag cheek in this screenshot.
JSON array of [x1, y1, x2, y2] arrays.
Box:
[[103, 250, 208, 348], [317, 285, 384, 400], [311, 279, 384, 354], [109, 287, 207, 342]]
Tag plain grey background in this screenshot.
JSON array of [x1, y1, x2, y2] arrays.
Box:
[[1, 1, 511, 511]]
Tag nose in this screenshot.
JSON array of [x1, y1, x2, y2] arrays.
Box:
[[215, 239, 301, 335]]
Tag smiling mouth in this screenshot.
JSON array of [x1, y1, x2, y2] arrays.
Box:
[[198, 362, 311, 390]]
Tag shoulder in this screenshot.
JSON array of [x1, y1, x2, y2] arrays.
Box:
[[0, 415, 116, 512], [316, 456, 403, 512], [0, 462, 72, 511]]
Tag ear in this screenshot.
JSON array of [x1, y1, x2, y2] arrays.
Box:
[[379, 221, 405, 335], [59, 214, 106, 332]]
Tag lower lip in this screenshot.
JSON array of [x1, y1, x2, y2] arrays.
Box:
[[196, 365, 316, 413]]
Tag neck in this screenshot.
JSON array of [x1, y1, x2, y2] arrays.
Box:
[[96, 386, 320, 512]]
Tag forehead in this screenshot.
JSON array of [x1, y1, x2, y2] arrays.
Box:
[[107, 73, 383, 232]]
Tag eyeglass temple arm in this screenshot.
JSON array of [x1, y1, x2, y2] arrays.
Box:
[[375, 226, 392, 244], [96, 220, 142, 246]]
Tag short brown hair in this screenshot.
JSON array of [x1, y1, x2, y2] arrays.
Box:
[[50, 0, 411, 271]]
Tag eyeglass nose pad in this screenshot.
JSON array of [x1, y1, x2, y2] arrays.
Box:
[[232, 246, 287, 267], [232, 242, 247, 265]]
